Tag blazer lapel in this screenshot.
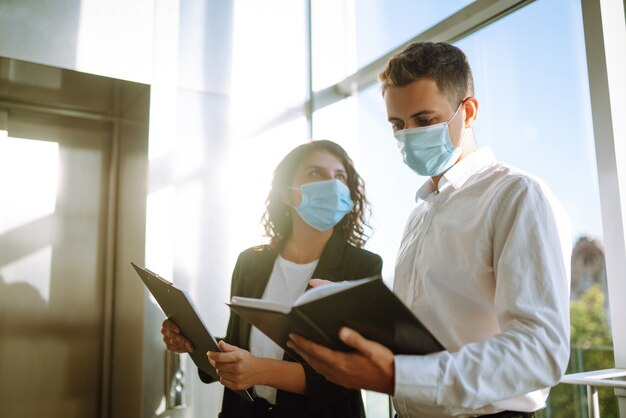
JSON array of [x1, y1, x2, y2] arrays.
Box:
[[239, 246, 278, 348], [310, 231, 346, 285]]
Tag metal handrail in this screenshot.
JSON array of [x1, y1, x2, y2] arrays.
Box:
[[560, 368, 626, 418]]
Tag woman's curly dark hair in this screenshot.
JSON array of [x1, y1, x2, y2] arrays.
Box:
[[261, 140, 371, 249]]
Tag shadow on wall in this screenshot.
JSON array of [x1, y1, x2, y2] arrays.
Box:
[[0, 274, 47, 416]]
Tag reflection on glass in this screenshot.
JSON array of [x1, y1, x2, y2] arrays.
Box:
[[312, 95, 359, 156], [325, 85, 426, 286], [353, 0, 474, 69], [146, 185, 176, 277], [455, 0, 614, 416], [230, 0, 306, 141], [0, 136, 59, 234], [311, 0, 357, 91], [221, 117, 308, 271], [312, 0, 474, 91]]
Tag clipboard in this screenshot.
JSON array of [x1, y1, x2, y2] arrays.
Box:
[[131, 262, 254, 402]]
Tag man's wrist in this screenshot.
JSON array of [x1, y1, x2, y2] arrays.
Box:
[[382, 355, 396, 395]]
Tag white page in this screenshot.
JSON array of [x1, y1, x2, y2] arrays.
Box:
[[293, 276, 376, 306], [229, 296, 291, 314]]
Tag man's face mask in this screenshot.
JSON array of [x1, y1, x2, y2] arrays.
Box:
[[290, 179, 354, 231], [394, 101, 466, 177]]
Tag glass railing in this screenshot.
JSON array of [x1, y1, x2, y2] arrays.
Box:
[[539, 345, 618, 418]]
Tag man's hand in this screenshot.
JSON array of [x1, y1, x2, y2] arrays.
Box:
[[309, 278, 333, 287], [208, 341, 267, 391], [161, 319, 194, 353], [287, 327, 395, 395]]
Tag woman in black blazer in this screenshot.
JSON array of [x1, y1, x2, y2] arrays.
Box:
[[162, 140, 382, 418]]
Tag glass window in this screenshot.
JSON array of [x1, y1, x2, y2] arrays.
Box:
[[230, 0, 307, 141], [341, 1, 613, 416], [222, 117, 309, 271], [318, 86, 426, 285], [354, 0, 474, 69], [458, 0, 612, 416], [311, 0, 474, 91]]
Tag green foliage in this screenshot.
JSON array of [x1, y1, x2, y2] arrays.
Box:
[[537, 285, 617, 418], [570, 285, 612, 347]]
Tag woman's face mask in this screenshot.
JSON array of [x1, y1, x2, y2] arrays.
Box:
[[290, 179, 354, 231]]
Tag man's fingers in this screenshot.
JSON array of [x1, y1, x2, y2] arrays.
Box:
[[289, 333, 337, 362], [339, 327, 389, 360], [287, 333, 344, 376]]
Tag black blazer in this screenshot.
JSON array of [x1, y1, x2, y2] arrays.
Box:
[[199, 232, 383, 418]]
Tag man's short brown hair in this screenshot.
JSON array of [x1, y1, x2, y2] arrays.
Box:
[[379, 42, 474, 108]]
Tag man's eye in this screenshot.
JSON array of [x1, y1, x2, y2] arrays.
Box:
[[418, 118, 436, 126]]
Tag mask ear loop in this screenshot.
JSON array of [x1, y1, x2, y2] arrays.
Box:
[[449, 97, 471, 149], [284, 185, 301, 209]]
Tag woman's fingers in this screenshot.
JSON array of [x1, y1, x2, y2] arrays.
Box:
[[161, 320, 194, 352]]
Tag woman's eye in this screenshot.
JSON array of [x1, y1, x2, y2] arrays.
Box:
[[335, 173, 347, 182], [391, 122, 403, 131], [418, 118, 436, 126]]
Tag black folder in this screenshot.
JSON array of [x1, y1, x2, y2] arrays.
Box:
[[228, 276, 444, 361], [131, 262, 253, 402]]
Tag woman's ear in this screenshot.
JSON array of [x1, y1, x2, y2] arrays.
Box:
[[282, 186, 299, 207]]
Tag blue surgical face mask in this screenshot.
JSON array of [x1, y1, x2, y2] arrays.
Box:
[[393, 103, 466, 177], [290, 179, 354, 231]]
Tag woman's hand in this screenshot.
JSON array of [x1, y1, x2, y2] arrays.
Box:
[[161, 319, 194, 353], [208, 341, 267, 390]]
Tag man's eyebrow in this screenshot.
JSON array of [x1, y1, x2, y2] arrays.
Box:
[[409, 110, 436, 118], [388, 110, 437, 122]]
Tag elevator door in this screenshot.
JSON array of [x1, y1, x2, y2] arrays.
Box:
[[0, 109, 111, 418]]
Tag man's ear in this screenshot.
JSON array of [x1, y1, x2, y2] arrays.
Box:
[[463, 97, 479, 128]]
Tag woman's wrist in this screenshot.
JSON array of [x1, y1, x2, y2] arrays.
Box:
[[255, 358, 307, 394], [255, 357, 274, 386]]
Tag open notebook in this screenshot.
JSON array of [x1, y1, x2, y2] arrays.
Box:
[[228, 276, 444, 360]]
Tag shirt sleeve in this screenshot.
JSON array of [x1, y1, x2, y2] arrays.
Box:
[[394, 177, 571, 411]]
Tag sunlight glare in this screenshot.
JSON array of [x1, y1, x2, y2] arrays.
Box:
[[146, 185, 176, 278], [0, 135, 59, 235], [220, 118, 308, 270]]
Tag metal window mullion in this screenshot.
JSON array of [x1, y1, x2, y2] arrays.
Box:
[[309, 0, 535, 112], [304, 0, 313, 138], [581, 0, 626, 375]]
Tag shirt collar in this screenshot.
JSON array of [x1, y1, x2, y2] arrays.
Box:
[[415, 147, 496, 202]]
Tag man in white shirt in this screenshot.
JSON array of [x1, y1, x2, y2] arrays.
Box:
[[288, 42, 572, 418]]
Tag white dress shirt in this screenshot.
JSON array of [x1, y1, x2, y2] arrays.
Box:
[[250, 255, 318, 404], [392, 147, 572, 418]]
